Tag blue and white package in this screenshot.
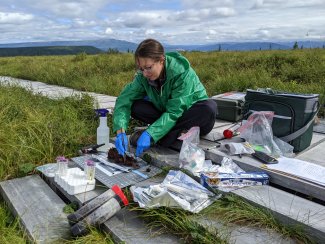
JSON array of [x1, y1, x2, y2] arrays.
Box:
[[200, 171, 269, 192]]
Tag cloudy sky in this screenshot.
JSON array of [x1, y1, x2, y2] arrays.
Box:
[[1, 0, 325, 45]]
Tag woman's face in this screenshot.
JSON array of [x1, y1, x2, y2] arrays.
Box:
[[136, 57, 164, 81]]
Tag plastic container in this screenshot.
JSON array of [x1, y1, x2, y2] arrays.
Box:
[[95, 109, 110, 152], [56, 156, 68, 176], [54, 168, 95, 195], [211, 92, 245, 122], [85, 159, 96, 181]]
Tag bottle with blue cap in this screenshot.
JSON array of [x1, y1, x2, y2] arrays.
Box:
[[95, 109, 110, 151]]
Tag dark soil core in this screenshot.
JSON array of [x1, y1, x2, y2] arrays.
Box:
[[107, 147, 139, 169]]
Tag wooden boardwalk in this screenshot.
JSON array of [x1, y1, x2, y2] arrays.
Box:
[[1, 76, 325, 243], [0, 76, 117, 111], [0, 175, 71, 243]]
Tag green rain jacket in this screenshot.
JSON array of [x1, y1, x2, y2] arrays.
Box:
[[113, 52, 208, 142]]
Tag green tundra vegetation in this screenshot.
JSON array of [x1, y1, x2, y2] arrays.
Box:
[[0, 49, 321, 243], [0, 48, 324, 103]]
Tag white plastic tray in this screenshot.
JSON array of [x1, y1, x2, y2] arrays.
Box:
[[54, 168, 95, 195]]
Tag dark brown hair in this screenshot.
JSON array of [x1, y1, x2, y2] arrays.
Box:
[[135, 39, 164, 62]]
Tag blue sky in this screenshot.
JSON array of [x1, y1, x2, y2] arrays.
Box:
[[1, 0, 325, 45]]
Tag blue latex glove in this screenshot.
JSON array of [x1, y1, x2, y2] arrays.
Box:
[[136, 130, 152, 157], [115, 132, 128, 156]]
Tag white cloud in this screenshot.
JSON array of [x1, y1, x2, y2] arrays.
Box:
[[252, 0, 325, 9], [173, 7, 235, 21], [73, 18, 97, 27], [0, 0, 325, 44], [252, 0, 264, 9], [0, 12, 34, 24], [180, 0, 234, 9], [11, 0, 108, 18], [105, 27, 113, 34], [145, 29, 156, 35]]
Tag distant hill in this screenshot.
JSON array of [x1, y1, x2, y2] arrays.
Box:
[[0, 46, 103, 57], [165, 42, 289, 51], [0, 39, 138, 53], [0, 38, 324, 55], [165, 41, 325, 51]]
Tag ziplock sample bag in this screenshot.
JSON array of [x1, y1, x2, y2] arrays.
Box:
[[130, 170, 218, 213], [178, 127, 205, 175]]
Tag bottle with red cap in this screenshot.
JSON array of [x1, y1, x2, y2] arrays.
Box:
[[69, 185, 128, 236]]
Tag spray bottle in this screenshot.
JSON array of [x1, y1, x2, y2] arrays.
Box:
[[95, 109, 110, 152]]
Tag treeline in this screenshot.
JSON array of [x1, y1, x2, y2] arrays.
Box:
[[0, 46, 103, 57]]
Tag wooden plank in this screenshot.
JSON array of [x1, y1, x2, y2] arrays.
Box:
[[0, 175, 71, 243], [193, 217, 294, 244], [313, 120, 325, 134], [101, 208, 179, 244], [44, 167, 180, 243], [233, 186, 325, 244], [296, 139, 325, 167], [212, 119, 234, 129], [133, 156, 295, 243], [309, 132, 325, 147], [200, 139, 325, 202], [144, 143, 325, 243], [67, 194, 180, 243]]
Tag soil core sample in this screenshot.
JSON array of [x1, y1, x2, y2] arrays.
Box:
[[107, 148, 139, 169]]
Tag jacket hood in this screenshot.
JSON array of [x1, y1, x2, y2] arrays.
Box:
[[165, 52, 190, 81]]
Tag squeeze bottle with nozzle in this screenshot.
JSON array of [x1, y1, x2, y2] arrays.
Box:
[[95, 109, 110, 152]]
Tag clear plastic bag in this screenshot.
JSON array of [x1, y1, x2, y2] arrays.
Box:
[[130, 170, 217, 213], [273, 136, 294, 157], [178, 127, 205, 175], [239, 111, 293, 157], [218, 157, 245, 174], [219, 142, 255, 156]]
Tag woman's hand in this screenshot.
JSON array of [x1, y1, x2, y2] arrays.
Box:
[[115, 132, 128, 156], [136, 130, 152, 157]]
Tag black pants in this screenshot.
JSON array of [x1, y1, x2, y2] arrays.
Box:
[[131, 99, 216, 147]]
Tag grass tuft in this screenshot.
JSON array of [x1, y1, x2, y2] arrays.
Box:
[[202, 194, 315, 243], [129, 205, 227, 243], [0, 203, 27, 244]]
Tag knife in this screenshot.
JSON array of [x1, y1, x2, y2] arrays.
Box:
[[91, 154, 131, 173]]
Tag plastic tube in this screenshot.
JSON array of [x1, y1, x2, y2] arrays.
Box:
[[56, 156, 68, 176], [85, 159, 96, 181]]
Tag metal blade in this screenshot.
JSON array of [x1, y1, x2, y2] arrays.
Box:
[[91, 154, 131, 173]]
